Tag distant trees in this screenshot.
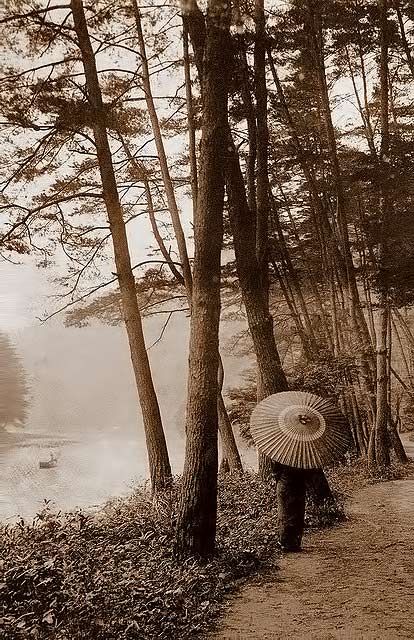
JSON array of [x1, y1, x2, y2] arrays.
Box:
[[0, 333, 28, 431]]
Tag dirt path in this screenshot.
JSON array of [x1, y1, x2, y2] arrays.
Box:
[[216, 448, 414, 639]]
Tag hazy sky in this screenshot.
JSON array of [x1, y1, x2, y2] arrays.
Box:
[[0, 260, 49, 331]]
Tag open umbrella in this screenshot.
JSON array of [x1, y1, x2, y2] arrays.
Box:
[[250, 391, 350, 469]]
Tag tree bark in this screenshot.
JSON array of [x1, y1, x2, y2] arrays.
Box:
[[369, 0, 392, 467], [254, 0, 270, 297], [129, 12, 243, 474], [71, 0, 172, 492], [217, 355, 243, 473], [175, 0, 231, 559], [372, 304, 391, 466], [184, 2, 334, 497], [183, 20, 199, 220]]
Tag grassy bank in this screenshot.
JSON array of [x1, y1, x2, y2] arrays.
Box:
[[1, 461, 412, 640]]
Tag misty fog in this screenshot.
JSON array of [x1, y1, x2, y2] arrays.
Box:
[[0, 313, 255, 521]]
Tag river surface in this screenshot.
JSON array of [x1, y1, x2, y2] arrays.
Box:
[[0, 429, 256, 522], [0, 318, 254, 522]]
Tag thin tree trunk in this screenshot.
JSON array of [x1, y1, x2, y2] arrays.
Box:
[[271, 258, 313, 359], [238, 37, 257, 213], [307, 1, 373, 354], [123, 26, 242, 474], [132, 0, 193, 300], [175, 0, 231, 558], [270, 193, 318, 354], [392, 313, 414, 390], [183, 20, 198, 220], [254, 0, 270, 296], [393, 1, 414, 79], [370, 0, 392, 468], [71, 0, 172, 492], [388, 410, 409, 462], [394, 308, 414, 352], [305, 2, 377, 428], [277, 184, 333, 351], [118, 135, 186, 285], [372, 304, 391, 466], [356, 24, 376, 150], [217, 356, 243, 474], [344, 45, 377, 157]]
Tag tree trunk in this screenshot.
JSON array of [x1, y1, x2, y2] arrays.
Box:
[[370, 0, 392, 468], [372, 304, 391, 466], [238, 37, 257, 212], [175, 0, 231, 559], [183, 20, 199, 220], [254, 0, 270, 297], [304, 2, 377, 425], [270, 193, 318, 355], [184, 0, 334, 496], [71, 0, 172, 492], [130, 12, 242, 474], [217, 356, 243, 474], [393, 1, 414, 79], [132, 0, 193, 300], [388, 412, 408, 462]]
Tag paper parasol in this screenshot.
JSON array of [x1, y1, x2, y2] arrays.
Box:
[[250, 391, 350, 469]]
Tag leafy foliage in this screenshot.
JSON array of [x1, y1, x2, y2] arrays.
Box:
[[0, 468, 352, 640], [1, 477, 277, 640], [228, 353, 358, 444]]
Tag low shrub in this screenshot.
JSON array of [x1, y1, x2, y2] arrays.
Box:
[[1, 474, 281, 640]]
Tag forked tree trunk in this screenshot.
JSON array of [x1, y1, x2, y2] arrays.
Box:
[[175, 0, 231, 559], [71, 0, 172, 492]]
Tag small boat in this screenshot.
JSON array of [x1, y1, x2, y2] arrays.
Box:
[[39, 452, 58, 469]]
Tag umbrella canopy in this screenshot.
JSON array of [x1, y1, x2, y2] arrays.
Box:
[[250, 391, 350, 469]]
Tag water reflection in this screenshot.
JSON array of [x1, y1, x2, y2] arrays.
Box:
[[0, 428, 255, 522], [0, 320, 254, 522], [0, 430, 151, 521]]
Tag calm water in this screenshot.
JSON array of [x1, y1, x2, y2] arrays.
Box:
[[0, 430, 177, 521], [0, 318, 254, 522]]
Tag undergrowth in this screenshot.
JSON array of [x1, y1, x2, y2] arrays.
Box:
[[1, 461, 410, 640]]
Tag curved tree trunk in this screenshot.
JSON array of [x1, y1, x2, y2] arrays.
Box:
[[71, 0, 172, 492], [132, 0, 193, 300]]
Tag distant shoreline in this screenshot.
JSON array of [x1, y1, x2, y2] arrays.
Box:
[[0, 431, 78, 448]]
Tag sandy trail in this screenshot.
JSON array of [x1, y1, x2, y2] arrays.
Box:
[[216, 441, 414, 640]]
